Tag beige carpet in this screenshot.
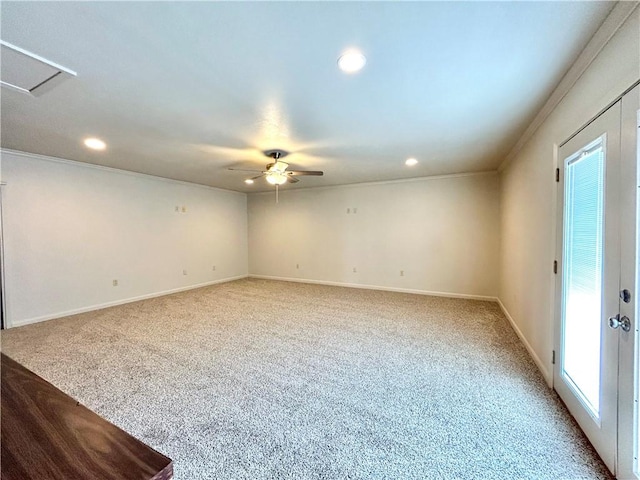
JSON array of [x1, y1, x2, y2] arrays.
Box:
[[1, 278, 611, 479]]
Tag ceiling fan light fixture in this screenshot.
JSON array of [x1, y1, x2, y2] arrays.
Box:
[[228, 151, 323, 193], [266, 172, 288, 185], [405, 158, 418, 166], [268, 160, 289, 173], [338, 50, 366, 73]]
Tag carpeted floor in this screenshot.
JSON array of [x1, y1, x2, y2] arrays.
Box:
[[1, 278, 612, 479]]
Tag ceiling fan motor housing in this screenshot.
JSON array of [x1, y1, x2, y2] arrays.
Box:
[[264, 149, 289, 160]]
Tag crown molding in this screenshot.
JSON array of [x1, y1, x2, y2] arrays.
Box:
[[0, 148, 245, 196], [248, 170, 498, 197], [498, 1, 639, 172]]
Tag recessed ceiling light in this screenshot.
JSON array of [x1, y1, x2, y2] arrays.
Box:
[[84, 137, 106, 150], [244, 179, 254, 185], [405, 158, 418, 166], [338, 51, 366, 73]]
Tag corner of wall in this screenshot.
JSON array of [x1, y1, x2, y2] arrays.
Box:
[[496, 297, 553, 387]]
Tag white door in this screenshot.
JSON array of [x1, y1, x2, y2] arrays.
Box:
[[555, 84, 640, 478], [555, 101, 622, 473], [618, 84, 639, 480]]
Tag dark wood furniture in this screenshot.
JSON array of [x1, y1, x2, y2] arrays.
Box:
[[1, 353, 173, 480]]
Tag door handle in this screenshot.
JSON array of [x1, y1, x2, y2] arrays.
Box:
[[608, 314, 631, 332]]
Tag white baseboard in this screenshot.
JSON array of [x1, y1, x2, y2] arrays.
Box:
[[10, 273, 554, 391], [496, 298, 553, 387], [248, 274, 499, 302], [249, 275, 552, 387], [9, 274, 248, 328]]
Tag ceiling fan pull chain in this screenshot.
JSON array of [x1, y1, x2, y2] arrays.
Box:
[[276, 184, 279, 204]]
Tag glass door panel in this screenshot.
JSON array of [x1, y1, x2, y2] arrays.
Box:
[[561, 140, 605, 419]]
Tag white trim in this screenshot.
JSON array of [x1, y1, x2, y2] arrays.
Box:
[[496, 297, 553, 387], [249, 274, 498, 302], [8, 274, 248, 329], [9, 270, 555, 391], [498, 1, 639, 172], [249, 170, 498, 196], [0, 82, 32, 96], [0, 149, 245, 196], [549, 141, 560, 390], [0, 188, 5, 330], [3, 149, 497, 197], [251, 275, 553, 384], [0, 40, 77, 97], [0, 40, 76, 77]]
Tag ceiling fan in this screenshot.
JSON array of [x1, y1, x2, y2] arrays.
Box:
[[228, 149, 323, 186]]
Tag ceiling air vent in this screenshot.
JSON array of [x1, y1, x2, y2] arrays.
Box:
[[0, 40, 76, 97]]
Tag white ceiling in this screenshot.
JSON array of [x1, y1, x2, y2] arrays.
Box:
[[1, 1, 614, 192]]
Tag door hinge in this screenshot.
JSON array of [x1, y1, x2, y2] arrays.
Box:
[[552, 350, 556, 365], [555, 168, 560, 182], [553, 260, 558, 274]]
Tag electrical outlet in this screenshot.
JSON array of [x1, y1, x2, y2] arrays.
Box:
[[175, 206, 179, 212], [353, 267, 357, 273], [112, 279, 118, 286], [296, 264, 299, 269], [400, 270, 404, 277], [347, 208, 351, 214], [183, 269, 187, 276], [212, 265, 216, 271], [353, 207, 357, 214]]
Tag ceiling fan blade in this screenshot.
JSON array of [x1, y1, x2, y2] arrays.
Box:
[[228, 167, 263, 172], [288, 170, 324, 176], [287, 175, 300, 183], [250, 174, 264, 180]]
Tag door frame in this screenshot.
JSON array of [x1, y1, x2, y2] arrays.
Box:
[[552, 80, 640, 478], [0, 183, 5, 330], [553, 101, 622, 474], [617, 84, 639, 480]]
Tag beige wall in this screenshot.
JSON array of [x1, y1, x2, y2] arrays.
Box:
[[499, 6, 640, 384], [249, 173, 500, 299], [2, 151, 248, 327]]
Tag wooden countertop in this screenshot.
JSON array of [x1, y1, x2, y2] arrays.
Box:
[[1, 353, 173, 480]]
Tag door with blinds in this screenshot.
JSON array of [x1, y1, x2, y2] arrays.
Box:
[[554, 84, 639, 478]]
